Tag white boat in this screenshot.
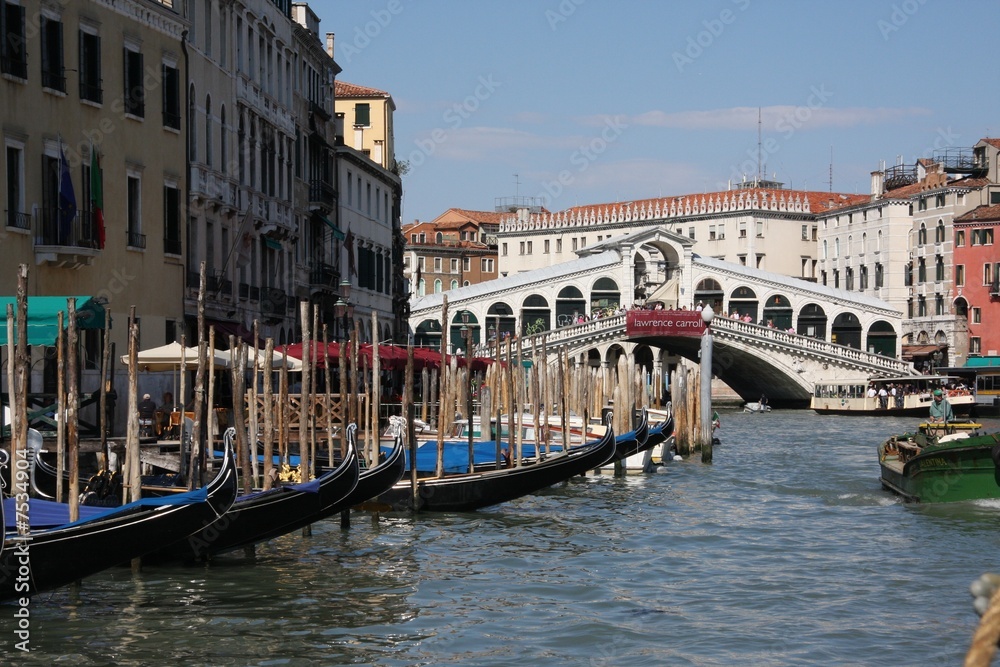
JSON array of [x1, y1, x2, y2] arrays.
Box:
[[743, 401, 771, 413], [810, 374, 976, 416]]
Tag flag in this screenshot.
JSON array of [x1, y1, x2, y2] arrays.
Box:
[[58, 144, 77, 245], [90, 143, 105, 249], [345, 226, 357, 276]]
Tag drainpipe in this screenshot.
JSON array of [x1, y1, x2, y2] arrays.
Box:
[[179, 29, 190, 480]]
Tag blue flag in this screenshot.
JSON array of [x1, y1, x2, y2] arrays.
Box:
[[58, 146, 77, 244]]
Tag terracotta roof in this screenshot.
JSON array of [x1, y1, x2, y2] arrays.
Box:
[[981, 138, 1000, 150], [956, 204, 1000, 223], [878, 175, 990, 200], [431, 208, 506, 225], [557, 188, 869, 220], [335, 80, 390, 99]]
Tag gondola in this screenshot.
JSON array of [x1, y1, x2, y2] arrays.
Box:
[[0, 440, 238, 601], [375, 415, 617, 512], [606, 409, 649, 464], [146, 427, 360, 562]]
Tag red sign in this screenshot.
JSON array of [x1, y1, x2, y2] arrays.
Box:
[[626, 310, 706, 337]]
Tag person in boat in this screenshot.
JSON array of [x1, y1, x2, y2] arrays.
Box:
[[928, 388, 954, 424]]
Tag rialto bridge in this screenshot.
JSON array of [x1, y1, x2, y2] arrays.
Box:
[[407, 228, 916, 406]]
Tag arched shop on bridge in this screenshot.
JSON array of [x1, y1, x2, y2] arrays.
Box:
[[590, 277, 621, 314], [762, 294, 793, 330], [556, 286, 588, 328], [867, 320, 897, 357], [831, 312, 862, 349], [521, 294, 551, 336], [796, 303, 828, 339], [728, 286, 759, 322]]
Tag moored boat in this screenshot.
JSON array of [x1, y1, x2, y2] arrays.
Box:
[[376, 416, 617, 512], [878, 422, 1000, 503], [0, 440, 238, 600]]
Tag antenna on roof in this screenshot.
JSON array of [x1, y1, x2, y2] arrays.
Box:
[[828, 146, 834, 192], [514, 173, 520, 198], [757, 107, 762, 184]]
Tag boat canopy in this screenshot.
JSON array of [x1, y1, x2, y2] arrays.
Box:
[[0, 296, 107, 346]]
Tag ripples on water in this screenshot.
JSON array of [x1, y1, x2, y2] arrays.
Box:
[[7, 411, 1000, 666]]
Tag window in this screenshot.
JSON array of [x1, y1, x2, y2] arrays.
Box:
[[433, 257, 442, 272], [956, 230, 966, 247], [860, 266, 868, 290], [481, 258, 494, 272], [126, 173, 144, 248], [875, 263, 884, 288], [417, 256, 425, 273], [821, 239, 827, 260], [162, 64, 180, 129], [756, 221, 763, 237], [435, 231, 443, 243], [801, 225, 808, 241], [709, 225, 717, 240], [834, 238, 840, 258], [354, 103, 370, 127], [79, 30, 101, 103], [164, 184, 181, 255], [433, 279, 442, 294], [527, 240, 533, 254], [935, 256, 945, 282], [5, 141, 25, 228], [918, 223, 927, 245], [985, 262, 993, 286], [956, 265, 964, 287], [572, 238, 578, 251], [917, 258, 926, 282], [739, 221, 747, 238], [971, 337, 982, 354], [1, 2, 27, 78], [917, 296, 927, 317], [973, 307, 981, 324], [935, 221, 945, 243], [450, 258, 458, 273], [40, 15, 64, 92], [718, 223, 725, 240], [935, 295, 944, 316], [556, 238, 562, 252], [519, 241, 525, 255], [935, 193, 945, 208], [918, 197, 927, 212], [462, 257, 470, 272], [450, 279, 458, 290], [845, 267, 854, 291], [501, 242, 507, 256], [688, 227, 695, 240], [833, 269, 839, 288], [544, 239, 550, 253], [124, 47, 145, 118]]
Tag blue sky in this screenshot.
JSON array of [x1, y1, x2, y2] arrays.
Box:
[[311, 0, 999, 224]]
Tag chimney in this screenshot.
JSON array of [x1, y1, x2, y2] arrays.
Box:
[[326, 32, 335, 58], [870, 170, 884, 197]]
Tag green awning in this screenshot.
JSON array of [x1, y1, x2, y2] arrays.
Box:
[[315, 215, 345, 239], [263, 237, 282, 251], [0, 296, 108, 346]]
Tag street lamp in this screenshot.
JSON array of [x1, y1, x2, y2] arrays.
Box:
[[335, 278, 352, 341], [700, 304, 715, 463], [461, 310, 474, 473]]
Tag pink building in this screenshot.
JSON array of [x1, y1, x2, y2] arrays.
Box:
[[953, 204, 1000, 356]]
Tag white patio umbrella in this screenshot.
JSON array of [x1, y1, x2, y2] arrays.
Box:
[[120, 342, 232, 371], [216, 347, 303, 372]]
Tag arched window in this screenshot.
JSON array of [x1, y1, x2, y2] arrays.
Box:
[[877, 230, 883, 252], [434, 279, 442, 293], [822, 239, 827, 260], [435, 232, 443, 243], [834, 238, 840, 258], [918, 222, 927, 245], [450, 279, 458, 290], [936, 219, 945, 243], [847, 235, 853, 257], [861, 232, 867, 255], [238, 115, 246, 184]]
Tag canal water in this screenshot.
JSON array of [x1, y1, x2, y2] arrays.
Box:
[[6, 410, 1000, 666]]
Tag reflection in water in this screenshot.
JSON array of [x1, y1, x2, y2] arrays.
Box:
[[7, 411, 1000, 665]]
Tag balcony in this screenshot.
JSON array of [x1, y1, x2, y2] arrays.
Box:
[[934, 147, 988, 176], [33, 208, 99, 268], [309, 180, 335, 211], [191, 165, 238, 213], [80, 80, 103, 104], [164, 237, 182, 255], [207, 271, 232, 297], [41, 67, 65, 92], [261, 286, 286, 317], [5, 210, 31, 231], [126, 230, 146, 249], [309, 262, 338, 289], [1, 55, 27, 79]]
